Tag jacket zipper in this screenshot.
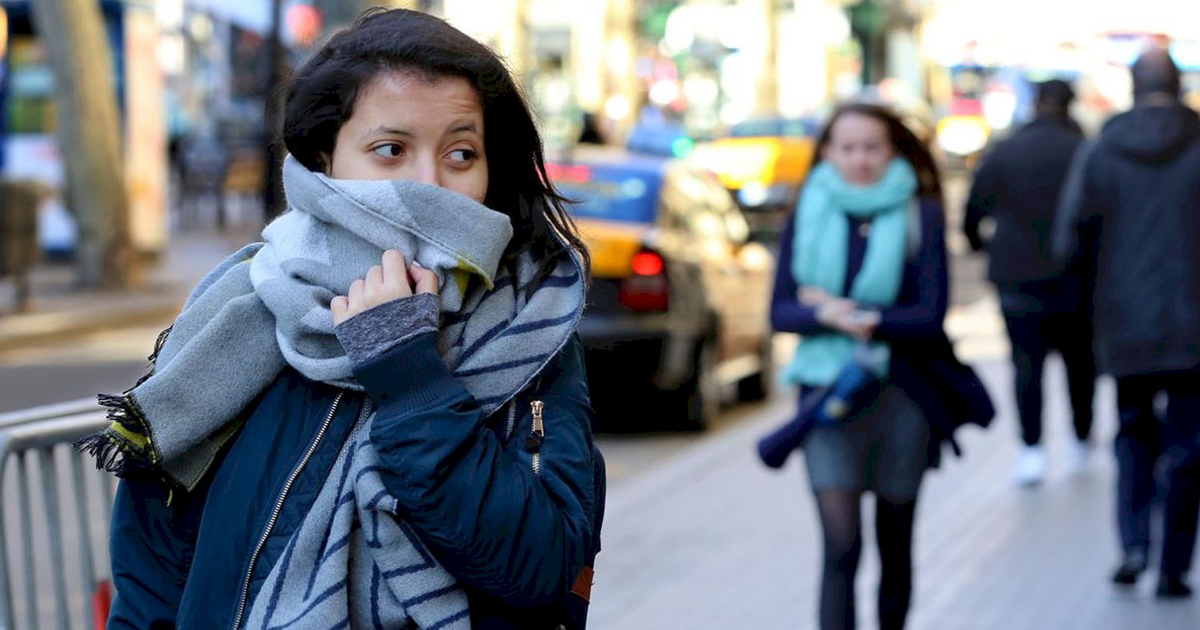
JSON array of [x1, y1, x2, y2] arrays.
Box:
[[230, 390, 344, 630], [505, 401, 518, 442], [526, 400, 545, 476]]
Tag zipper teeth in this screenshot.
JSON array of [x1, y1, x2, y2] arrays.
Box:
[[505, 402, 517, 442], [231, 391, 344, 630], [531, 399, 544, 477]]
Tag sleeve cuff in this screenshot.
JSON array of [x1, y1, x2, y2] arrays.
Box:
[[353, 331, 471, 413], [334, 293, 440, 366]]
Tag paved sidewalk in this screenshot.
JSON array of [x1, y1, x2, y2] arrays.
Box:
[[590, 358, 1200, 630], [0, 231, 250, 350]]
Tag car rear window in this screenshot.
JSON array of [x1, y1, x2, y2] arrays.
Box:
[[549, 163, 663, 224], [728, 118, 817, 138]]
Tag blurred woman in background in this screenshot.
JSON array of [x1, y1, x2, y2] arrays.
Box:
[[770, 102, 991, 630]]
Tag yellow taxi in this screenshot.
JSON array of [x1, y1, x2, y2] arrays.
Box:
[[549, 148, 776, 429], [689, 117, 818, 244]]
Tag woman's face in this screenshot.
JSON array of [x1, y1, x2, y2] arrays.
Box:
[[821, 112, 894, 186], [328, 71, 489, 204]]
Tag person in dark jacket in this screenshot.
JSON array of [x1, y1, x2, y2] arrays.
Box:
[[90, 9, 604, 629], [771, 102, 993, 630], [964, 79, 1096, 486], [1054, 48, 1200, 599]]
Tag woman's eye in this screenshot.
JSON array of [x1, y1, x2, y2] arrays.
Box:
[[373, 144, 403, 158], [448, 148, 477, 163]]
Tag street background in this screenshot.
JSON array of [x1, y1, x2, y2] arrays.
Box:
[[4, 173, 1197, 628], [3, 0, 1200, 628]]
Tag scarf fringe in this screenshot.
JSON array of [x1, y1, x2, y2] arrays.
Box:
[[73, 393, 159, 478], [133, 325, 173, 388], [76, 326, 173, 479]]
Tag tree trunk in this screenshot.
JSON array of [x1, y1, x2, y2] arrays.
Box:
[[262, 0, 287, 222], [32, 0, 136, 288]]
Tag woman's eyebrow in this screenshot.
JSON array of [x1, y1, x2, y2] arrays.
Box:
[[446, 120, 480, 135], [359, 126, 413, 141]]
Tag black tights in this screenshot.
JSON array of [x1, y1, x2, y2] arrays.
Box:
[[817, 490, 918, 630]]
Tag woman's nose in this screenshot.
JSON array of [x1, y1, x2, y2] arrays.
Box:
[[410, 156, 441, 188]]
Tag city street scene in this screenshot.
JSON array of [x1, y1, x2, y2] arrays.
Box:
[[2, 0, 1200, 629]]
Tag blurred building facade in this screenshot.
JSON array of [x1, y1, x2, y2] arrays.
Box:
[[1, 0, 168, 256], [8, 0, 1200, 263], [922, 0, 1200, 134]]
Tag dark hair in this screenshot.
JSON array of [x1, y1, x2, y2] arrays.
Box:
[[1131, 48, 1181, 99], [280, 8, 589, 285], [1035, 79, 1075, 111], [812, 102, 943, 205]]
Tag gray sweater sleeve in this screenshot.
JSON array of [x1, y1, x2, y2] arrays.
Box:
[[334, 292, 440, 366]]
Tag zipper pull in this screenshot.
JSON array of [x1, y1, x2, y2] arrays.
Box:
[[525, 400, 545, 452]]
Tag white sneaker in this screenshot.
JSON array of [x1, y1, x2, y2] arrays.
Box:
[[1067, 440, 1092, 475], [1012, 446, 1047, 487]]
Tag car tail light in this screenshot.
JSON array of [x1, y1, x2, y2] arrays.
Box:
[[546, 162, 593, 184], [619, 250, 669, 312], [631, 251, 665, 276]]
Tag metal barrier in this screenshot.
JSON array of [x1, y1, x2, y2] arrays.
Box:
[[0, 401, 100, 431], [0, 401, 113, 630]]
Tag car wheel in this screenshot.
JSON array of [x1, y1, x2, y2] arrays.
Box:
[[675, 338, 720, 431], [737, 340, 774, 402]]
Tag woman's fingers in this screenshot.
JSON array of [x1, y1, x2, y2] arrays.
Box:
[[331, 295, 349, 325], [331, 251, 434, 325], [832, 298, 858, 312], [381, 250, 407, 289], [799, 286, 832, 305], [349, 279, 365, 311], [410, 261, 439, 295], [363, 265, 385, 303]]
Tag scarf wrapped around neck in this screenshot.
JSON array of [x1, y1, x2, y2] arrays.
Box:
[[78, 155, 586, 630], [782, 158, 916, 386]]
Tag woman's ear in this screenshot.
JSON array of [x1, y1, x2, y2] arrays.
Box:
[[319, 152, 332, 176]]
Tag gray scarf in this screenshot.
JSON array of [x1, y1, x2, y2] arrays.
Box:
[[80, 156, 586, 628], [244, 402, 471, 630], [81, 154, 583, 490]]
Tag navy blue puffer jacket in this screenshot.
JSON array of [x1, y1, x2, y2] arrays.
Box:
[[107, 332, 604, 630]]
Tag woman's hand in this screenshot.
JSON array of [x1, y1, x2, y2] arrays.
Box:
[[799, 285, 878, 339], [825, 309, 880, 341], [331, 249, 439, 325], [798, 286, 836, 306]]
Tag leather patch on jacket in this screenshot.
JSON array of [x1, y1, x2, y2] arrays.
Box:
[[571, 566, 594, 602]]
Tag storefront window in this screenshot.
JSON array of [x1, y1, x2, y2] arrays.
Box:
[[6, 36, 55, 134]]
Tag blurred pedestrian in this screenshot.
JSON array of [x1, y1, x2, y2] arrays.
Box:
[[1054, 48, 1200, 599], [964, 79, 1096, 486], [87, 9, 604, 629], [771, 103, 993, 630], [578, 111, 606, 144]]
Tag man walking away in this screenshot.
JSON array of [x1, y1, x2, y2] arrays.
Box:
[[965, 79, 1096, 487], [1055, 48, 1200, 599]]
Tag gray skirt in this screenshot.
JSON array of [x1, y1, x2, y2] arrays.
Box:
[[801, 385, 930, 502]]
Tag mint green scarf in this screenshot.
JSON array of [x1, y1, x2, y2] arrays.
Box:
[[783, 158, 917, 386]]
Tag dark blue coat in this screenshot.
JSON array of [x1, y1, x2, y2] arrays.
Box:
[[107, 332, 604, 630], [1054, 104, 1200, 379], [964, 116, 1085, 292], [770, 198, 994, 463]]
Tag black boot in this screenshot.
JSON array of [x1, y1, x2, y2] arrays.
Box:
[[1111, 549, 1148, 586], [1156, 574, 1193, 599]]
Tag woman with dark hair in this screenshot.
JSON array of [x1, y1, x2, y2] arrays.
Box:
[[91, 9, 602, 630], [770, 102, 991, 629]]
